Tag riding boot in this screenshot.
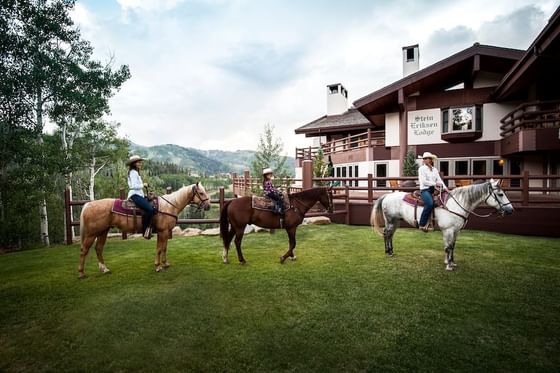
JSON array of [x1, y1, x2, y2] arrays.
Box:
[[143, 226, 152, 239]]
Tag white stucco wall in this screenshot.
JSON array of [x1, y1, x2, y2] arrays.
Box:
[[385, 112, 400, 147], [478, 103, 517, 142], [294, 167, 302, 185], [407, 108, 445, 145]]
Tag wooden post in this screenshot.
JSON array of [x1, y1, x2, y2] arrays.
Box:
[[302, 159, 313, 190], [522, 170, 529, 206], [367, 173, 373, 203], [219, 186, 224, 212], [243, 169, 250, 196], [64, 188, 73, 245], [231, 173, 237, 196], [119, 188, 127, 240], [345, 185, 350, 225]]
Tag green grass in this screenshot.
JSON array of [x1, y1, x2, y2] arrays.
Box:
[[1, 225, 559, 372]]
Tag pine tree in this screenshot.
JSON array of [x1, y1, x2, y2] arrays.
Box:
[[403, 147, 419, 176], [251, 124, 288, 193]]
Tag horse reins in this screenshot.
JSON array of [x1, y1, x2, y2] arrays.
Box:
[[440, 183, 511, 221]]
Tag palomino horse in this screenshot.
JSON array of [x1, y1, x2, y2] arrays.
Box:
[[78, 183, 210, 278], [371, 179, 513, 271], [220, 187, 333, 264]]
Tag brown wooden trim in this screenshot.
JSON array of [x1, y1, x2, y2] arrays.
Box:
[[441, 130, 483, 143]]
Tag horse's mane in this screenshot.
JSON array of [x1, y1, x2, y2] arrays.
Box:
[[289, 187, 325, 199], [450, 182, 489, 205]]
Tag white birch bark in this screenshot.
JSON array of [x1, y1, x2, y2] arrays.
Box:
[[36, 87, 50, 246]]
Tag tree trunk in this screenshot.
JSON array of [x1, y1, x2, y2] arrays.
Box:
[[61, 123, 75, 240], [36, 88, 50, 246], [89, 156, 96, 201]]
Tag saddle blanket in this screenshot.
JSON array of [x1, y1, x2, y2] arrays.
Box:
[[251, 194, 290, 211], [402, 191, 448, 208], [111, 199, 158, 216]]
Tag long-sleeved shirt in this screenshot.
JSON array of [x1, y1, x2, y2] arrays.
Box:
[[127, 169, 145, 199], [418, 164, 448, 191], [263, 179, 279, 196]]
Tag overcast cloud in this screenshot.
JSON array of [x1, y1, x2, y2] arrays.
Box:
[[70, 0, 559, 154]]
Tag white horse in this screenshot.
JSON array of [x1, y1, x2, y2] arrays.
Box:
[[371, 179, 514, 271]]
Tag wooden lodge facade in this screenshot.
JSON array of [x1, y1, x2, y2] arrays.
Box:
[[294, 7, 560, 190]]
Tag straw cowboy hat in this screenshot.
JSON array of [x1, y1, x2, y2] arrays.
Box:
[[126, 155, 145, 165], [262, 167, 273, 175], [418, 151, 438, 160]]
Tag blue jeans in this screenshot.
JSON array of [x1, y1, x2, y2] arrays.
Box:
[[266, 191, 284, 215], [130, 194, 155, 232], [419, 188, 434, 227]]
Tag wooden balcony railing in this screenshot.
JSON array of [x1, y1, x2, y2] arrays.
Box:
[[296, 129, 385, 160], [500, 99, 560, 137]]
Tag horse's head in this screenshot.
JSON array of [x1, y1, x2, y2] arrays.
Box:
[[485, 179, 514, 216], [192, 182, 211, 211], [319, 187, 334, 213]]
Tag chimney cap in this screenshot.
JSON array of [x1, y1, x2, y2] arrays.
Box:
[[402, 44, 419, 50]]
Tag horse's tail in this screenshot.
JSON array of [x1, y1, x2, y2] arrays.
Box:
[[220, 200, 232, 242], [371, 194, 387, 236]]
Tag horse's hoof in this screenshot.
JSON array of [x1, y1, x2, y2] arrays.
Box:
[[163, 263, 171, 269], [155, 267, 163, 272], [445, 265, 454, 271], [239, 261, 247, 266], [78, 273, 87, 280], [386, 252, 394, 257], [279, 256, 286, 264], [289, 256, 297, 261]]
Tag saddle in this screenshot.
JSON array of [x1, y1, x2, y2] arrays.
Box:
[[111, 198, 159, 216], [251, 193, 290, 213], [402, 190, 449, 229], [402, 189, 447, 208]]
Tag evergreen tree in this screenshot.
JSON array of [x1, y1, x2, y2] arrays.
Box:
[[251, 124, 288, 192], [313, 148, 328, 185], [403, 147, 419, 176]]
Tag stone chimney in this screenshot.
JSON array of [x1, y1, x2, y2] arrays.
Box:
[[326, 83, 348, 116], [402, 44, 419, 77]]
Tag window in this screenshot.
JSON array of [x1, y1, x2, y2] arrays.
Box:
[[329, 85, 339, 94], [354, 165, 359, 187], [472, 160, 487, 176], [406, 48, 414, 61], [455, 160, 469, 175], [441, 105, 482, 133], [492, 159, 504, 175], [438, 160, 449, 177], [376, 164, 387, 187]]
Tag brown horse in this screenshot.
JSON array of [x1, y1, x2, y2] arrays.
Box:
[[78, 183, 210, 278], [220, 187, 333, 264]]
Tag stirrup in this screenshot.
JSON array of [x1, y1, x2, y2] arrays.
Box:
[[143, 227, 153, 239]]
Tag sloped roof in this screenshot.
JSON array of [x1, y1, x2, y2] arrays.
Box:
[[353, 44, 524, 116], [294, 108, 372, 136], [493, 6, 560, 100]]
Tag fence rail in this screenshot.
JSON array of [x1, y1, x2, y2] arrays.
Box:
[[296, 129, 385, 160]]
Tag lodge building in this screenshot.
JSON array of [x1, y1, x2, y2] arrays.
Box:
[[294, 7, 560, 189]]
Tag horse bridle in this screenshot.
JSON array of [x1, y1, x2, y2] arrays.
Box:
[[484, 183, 512, 216], [190, 184, 209, 211]]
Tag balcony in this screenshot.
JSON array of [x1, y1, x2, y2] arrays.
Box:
[[296, 129, 386, 165], [500, 100, 560, 155]]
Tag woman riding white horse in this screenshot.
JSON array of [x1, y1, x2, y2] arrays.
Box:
[[418, 151, 447, 231]]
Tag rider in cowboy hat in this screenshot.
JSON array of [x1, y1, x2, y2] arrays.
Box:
[[262, 167, 283, 215], [127, 155, 156, 239], [417, 151, 448, 232]]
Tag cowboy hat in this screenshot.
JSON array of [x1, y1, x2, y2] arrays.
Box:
[[418, 151, 438, 160], [262, 167, 273, 175], [126, 155, 145, 165]]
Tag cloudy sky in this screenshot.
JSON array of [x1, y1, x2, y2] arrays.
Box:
[[72, 0, 559, 154]]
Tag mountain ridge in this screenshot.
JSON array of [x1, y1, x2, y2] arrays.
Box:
[[129, 143, 294, 175]]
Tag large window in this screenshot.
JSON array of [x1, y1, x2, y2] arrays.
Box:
[[472, 160, 487, 176], [455, 160, 469, 175], [442, 105, 482, 133]]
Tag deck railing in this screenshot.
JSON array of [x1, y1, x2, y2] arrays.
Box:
[[500, 99, 560, 137], [296, 128, 385, 160]]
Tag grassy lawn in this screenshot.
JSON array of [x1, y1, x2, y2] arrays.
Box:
[[1, 225, 559, 372]]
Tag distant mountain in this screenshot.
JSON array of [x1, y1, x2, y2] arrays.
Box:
[[129, 143, 294, 175]]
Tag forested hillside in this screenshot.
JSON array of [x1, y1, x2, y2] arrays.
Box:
[[130, 143, 295, 175]]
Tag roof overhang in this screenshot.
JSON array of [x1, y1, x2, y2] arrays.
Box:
[[353, 44, 524, 118]]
